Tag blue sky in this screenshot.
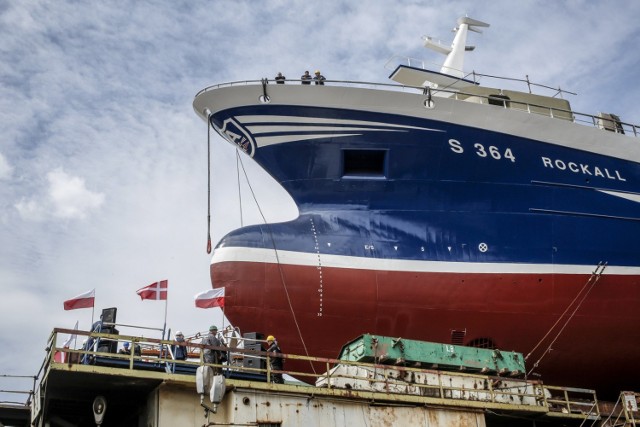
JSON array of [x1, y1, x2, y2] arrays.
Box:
[[1, 0, 640, 402]]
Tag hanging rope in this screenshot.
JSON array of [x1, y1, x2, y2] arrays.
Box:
[[236, 153, 316, 374], [526, 262, 607, 376], [577, 400, 601, 427], [599, 392, 623, 427], [236, 149, 244, 227], [260, 78, 270, 103], [206, 111, 212, 254]]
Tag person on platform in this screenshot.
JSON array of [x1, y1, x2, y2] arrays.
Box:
[[202, 325, 226, 372], [118, 342, 130, 355], [313, 70, 326, 85], [82, 319, 103, 364], [266, 335, 284, 384], [172, 331, 188, 360], [275, 72, 286, 84], [301, 70, 312, 85]]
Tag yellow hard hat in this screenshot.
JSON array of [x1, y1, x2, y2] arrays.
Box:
[[267, 335, 275, 342], [315, 70, 320, 74]]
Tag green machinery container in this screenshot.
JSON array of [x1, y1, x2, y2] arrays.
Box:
[[338, 334, 525, 377]]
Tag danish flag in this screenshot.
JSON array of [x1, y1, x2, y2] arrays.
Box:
[[136, 280, 168, 301]]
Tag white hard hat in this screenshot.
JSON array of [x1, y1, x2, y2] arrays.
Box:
[[175, 331, 183, 336]]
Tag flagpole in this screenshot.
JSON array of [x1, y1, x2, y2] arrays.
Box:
[[91, 288, 96, 326], [162, 296, 168, 340], [73, 320, 79, 350], [222, 305, 226, 333]]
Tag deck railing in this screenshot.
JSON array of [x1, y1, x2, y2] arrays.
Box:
[[44, 328, 601, 421], [0, 374, 35, 406], [194, 78, 639, 138]]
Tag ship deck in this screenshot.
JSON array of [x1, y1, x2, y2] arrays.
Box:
[[193, 76, 640, 139]]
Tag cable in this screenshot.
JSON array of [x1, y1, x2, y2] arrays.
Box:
[[235, 149, 243, 227], [236, 154, 316, 374], [526, 262, 606, 376], [206, 112, 212, 254], [526, 262, 604, 361]]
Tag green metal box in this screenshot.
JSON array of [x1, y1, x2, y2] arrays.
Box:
[[338, 334, 525, 377]]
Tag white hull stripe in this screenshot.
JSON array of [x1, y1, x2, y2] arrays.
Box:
[[211, 246, 640, 276], [599, 189, 640, 204], [234, 115, 444, 148], [236, 115, 445, 132], [246, 125, 409, 134], [254, 133, 363, 147]]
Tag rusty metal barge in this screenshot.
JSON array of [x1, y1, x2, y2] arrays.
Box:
[[3, 327, 639, 427]]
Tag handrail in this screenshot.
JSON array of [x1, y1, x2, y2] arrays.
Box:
[[0, 374, 35, 406], [43, 328, 602, 420], [194, 79, 639, 138], [385, 54, 579, 97], [621, 391, 639, 425]]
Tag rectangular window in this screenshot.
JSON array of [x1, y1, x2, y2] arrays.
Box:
[[342, 149, 387, 178], [488, 94, 510, 107]]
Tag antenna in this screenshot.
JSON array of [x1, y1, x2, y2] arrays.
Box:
[[424, 16, 489, 78]]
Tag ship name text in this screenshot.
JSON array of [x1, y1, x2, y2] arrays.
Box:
[[448, 139, 516, 162], [541, 157, 626, 182], [448, 139, 627, 182]]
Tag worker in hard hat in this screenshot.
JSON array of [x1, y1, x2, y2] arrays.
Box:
[[266, 335, 284, 384], [202, 325, 226, 373], [118, 342, 130, 355], [313, 70, 326, 86], [171, 331, 188, 361]]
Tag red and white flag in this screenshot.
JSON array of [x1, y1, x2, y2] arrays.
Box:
[[136, 280, 168, 301], [194, 288, 225, 308], [62, 321, 79, 348], [63, 289, 95, 310]]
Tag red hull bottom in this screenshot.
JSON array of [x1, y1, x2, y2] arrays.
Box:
[[213, 261, 640, 398]]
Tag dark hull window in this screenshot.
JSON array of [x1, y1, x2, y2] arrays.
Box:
[[342, 149, 387, 178]]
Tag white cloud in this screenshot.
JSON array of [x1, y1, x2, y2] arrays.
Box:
[[14, 197, 45, 221], [47, 168, 105, 219], [14, 168, 104, 221], [0, 152, 12, 180]]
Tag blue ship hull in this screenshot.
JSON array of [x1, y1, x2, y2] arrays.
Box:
[[194, 82, 640, 397]]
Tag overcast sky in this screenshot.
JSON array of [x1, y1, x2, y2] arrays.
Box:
[[1, 0, 639, 403]]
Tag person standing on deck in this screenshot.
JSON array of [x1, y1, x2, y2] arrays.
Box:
[[266, 335, 284, 384], [202, 325, 225, 372], [301, 70, 312, 85], [172, 331, 188, 360], [313, 70, 326, 85]]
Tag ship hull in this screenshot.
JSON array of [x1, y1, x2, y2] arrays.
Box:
[[193, 83, 640, 397], [213, 246, 639, 398]]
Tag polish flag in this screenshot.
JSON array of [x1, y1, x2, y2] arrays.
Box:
[[194, 288, 225, 308], [63, 289, 95, 310], [136, 280, 168, 300]]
